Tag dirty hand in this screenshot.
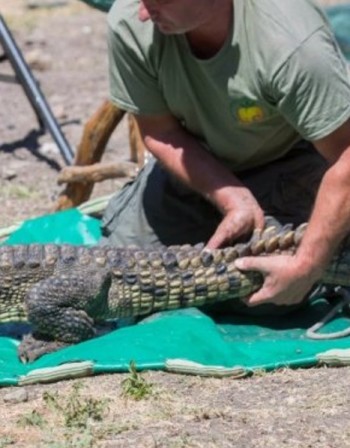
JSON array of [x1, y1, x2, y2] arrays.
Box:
[[206, 188, 265, 249], [234, 254, 322, 306]]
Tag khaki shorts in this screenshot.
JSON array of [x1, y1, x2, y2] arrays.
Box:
[[101, 141, 329, 249]]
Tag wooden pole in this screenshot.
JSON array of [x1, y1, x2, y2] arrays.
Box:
[[57, 161, 137, 184], [55, 100, 126, 210]]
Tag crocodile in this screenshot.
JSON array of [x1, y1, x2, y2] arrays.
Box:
[[0, 223, 349, 362]]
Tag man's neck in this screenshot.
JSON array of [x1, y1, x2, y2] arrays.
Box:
[[186, 0, 233, 59]]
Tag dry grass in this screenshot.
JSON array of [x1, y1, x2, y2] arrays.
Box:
[[1, 368, 350, 447]]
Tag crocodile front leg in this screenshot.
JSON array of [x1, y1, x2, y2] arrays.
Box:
[[18, 335, 70, 363], [19, 270, 111, 362]]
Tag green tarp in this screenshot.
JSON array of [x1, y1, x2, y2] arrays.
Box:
[[1, 209, 350, 386]]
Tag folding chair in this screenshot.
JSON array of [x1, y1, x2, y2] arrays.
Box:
[[0, 14, 74, 166]]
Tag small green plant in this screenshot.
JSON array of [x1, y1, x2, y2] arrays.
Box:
[[17, 409, 46, 428], [43, 382, 109, 429], [41, 429, 95, 448], [43, 429, 95, 448], [121, 361, 153, 400], [0, 184, 38, 199], [0, 436, 15, 448]]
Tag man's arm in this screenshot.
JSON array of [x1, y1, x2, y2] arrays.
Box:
[[236, 118, 350, 306], [135, 113, 265, 246], [292, 117, 350, 275]]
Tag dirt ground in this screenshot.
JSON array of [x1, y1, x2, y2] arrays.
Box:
[[1, 0, 350, 447]]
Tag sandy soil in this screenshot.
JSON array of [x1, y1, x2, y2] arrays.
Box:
[[0, 0, 129, 228], [0, 1, 350, 447]]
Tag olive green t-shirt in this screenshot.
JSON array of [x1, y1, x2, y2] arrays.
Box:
[[107, 0, 350, 171]]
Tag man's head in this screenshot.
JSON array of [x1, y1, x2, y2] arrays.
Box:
[[138, 0, 225, 35]]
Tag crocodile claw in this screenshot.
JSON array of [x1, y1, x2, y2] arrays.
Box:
[[18, 334, 69, 363]]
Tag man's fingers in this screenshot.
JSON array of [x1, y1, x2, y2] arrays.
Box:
[[144, 135, 158, 151], [256, 213, 265, 231], [243, 290, 266, 306], [206, 231, 226, 250], [236, 257, 270, 305], [234, 256, 267, 273], [206, 220, 229, 249], [206, 221, 246, 249]]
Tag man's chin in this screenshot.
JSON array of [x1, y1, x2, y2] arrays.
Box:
[[157, 24, 186, 35]]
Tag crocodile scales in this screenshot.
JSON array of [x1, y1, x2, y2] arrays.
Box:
[[0, 223, 349, 361]]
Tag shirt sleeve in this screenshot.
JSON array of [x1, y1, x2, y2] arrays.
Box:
[[270, 26, 350, 141], [107, 18, 169, 115]]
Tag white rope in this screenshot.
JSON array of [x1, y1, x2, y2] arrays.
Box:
[[306, 287, 350, 340]]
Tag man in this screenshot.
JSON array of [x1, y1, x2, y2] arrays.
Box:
[[102, 0, 350, 311]]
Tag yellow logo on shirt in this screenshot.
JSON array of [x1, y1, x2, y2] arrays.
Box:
[[235, 99, 265, 124]]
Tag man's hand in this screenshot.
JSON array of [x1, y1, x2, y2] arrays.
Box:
[[137, 114, 266, 249], [234, 254, 322, 306], [206, 188, 265, 249], [235, 119, 350, 308]]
